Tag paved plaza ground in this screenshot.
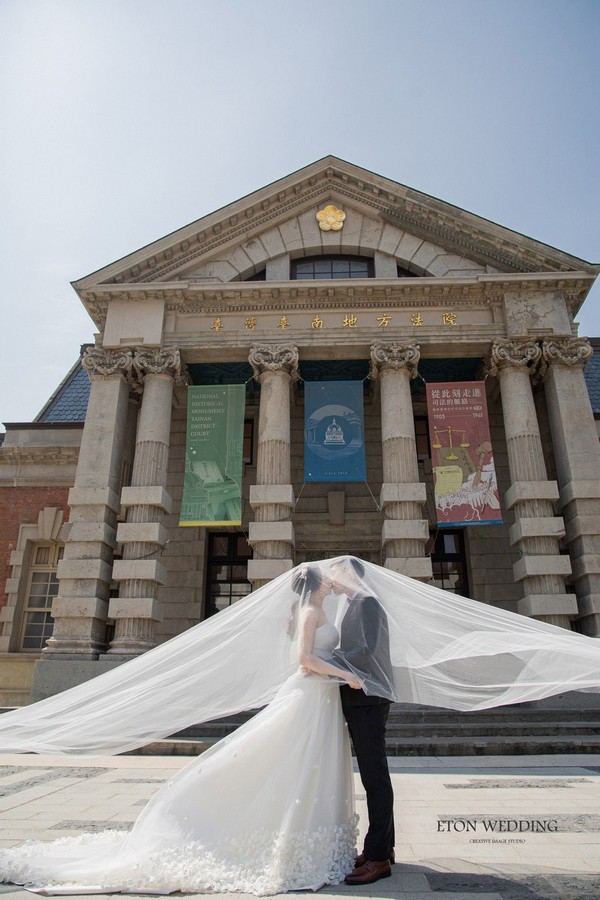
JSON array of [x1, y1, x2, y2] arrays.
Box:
[[0, 752, 599, 899]]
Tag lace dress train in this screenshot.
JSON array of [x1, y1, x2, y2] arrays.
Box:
[[0, 627, 357, 895]]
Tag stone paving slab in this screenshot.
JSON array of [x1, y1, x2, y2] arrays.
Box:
[[0, 754, 599, 898]]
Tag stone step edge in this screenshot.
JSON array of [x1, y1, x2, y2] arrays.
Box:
[[128, 735, 600, 757], [179, 723, 600, 738]]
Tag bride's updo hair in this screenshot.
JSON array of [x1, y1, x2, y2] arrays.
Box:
[[291, 565, 323, 599], [287, 565, 323, 639]]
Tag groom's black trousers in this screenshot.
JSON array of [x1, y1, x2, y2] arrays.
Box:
[[341, 700, 395, 861]]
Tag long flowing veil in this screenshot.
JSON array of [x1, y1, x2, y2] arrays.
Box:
[[1, 556, 599, 756]]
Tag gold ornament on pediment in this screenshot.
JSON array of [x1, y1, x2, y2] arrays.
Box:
[[316, 204, 346, 231]]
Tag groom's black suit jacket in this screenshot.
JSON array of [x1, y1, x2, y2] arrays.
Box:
[[334, 589, 393, 708]]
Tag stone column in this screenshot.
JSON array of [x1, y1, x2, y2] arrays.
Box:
[[108, 348, 188, 655], [45, 348, 134, 658], [247, 344, 299, 587], [541, 337, 600, 636], [487, 339, 574, 627], [369, 341, 431, 579]]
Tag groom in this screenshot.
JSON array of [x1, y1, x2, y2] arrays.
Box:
[[330, 557, 394, 886]]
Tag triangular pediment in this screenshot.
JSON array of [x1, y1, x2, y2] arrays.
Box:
[[73, 156, 598, 296]]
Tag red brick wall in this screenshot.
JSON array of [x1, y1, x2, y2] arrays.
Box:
[[0, 487, 70, 628]]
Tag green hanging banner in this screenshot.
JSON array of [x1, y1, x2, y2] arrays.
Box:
[[180, 385, 245, 526]]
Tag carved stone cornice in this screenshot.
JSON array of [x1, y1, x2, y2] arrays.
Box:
[[486, 338, 542, 379], [79, 272, 597, 331], [133, 348, 190, 386], [369, 340, 421, 379], [92, 167, 593, 287], [249, 345, 299, 381], [382, 205, 538, 274], [541, 337, 593, 371]]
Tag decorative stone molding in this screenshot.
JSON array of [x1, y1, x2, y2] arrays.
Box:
[[486, 338, 542, 377], [0, 447, 80, 466], [86, 165, 591, 289], [541, 337, 593, 370], [82, 346, 189, 394], [133, 347, 190, 385], [249, 344, 299, 380], [382, 203, 541, 274], [81, 274, 594, 329], [369, 340, 420, 379], [82, 347, 135, 383]]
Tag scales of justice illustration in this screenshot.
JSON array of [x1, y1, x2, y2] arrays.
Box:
[[432, 426, 478, 495]]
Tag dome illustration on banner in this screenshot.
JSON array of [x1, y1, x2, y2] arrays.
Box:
[[324, 418, 346, 445], [305, 404, 362, 461]]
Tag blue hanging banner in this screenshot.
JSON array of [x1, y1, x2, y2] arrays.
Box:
[[304, 381, 366, 482]]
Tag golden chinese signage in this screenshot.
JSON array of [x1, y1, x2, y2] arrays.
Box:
[[184, 308, 484, 335]]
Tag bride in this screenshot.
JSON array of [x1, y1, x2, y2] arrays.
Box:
[[2, 553, 600, 894], [0, 565, 363, 895]]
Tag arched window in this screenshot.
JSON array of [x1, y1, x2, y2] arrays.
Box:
[[20, 542, 63, 650], [291, 256, 374, 280]]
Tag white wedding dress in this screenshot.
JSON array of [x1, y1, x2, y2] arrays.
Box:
[[0, 624, 358, 896]]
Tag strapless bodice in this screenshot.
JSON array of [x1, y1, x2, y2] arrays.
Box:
[[313, 623, 339, 660]]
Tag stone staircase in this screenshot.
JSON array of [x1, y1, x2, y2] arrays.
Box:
[[3, 700, 600, 757], [137, 702, 600, 757]]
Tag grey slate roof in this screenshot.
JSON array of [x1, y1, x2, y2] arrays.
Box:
[[36, 356, 91, 423], [584, 339, 600, 416]]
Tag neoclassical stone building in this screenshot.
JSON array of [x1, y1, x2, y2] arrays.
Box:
[[1, 156, 599, 703]]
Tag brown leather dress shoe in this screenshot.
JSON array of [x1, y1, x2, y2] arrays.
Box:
[[345, 859, 392, 885], [354, 849, 395, 868]]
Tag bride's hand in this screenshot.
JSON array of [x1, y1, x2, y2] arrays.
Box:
[[346, 674, 362, 689]]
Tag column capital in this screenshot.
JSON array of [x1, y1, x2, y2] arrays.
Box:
[[541, 336, 593, 373], [486, 338, 541, 378], [369, 340, 420, 379], [249, 344, 299, 381], [82, 347, 135, 384], [133, 348, 190, 386]]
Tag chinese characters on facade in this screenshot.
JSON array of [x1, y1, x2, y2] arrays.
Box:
[[208, 311, 461, 332]]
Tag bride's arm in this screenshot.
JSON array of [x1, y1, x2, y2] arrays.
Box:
[[298, 608, 361, 687]]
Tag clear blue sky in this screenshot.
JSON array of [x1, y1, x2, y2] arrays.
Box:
[[1, 0, 598, 424]]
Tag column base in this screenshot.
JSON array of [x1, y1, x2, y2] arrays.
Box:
[[107, 616, 157, 655], [42, 633, 106, 659], [107, 640, 156, 656], [30, 657, 127, 701]]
